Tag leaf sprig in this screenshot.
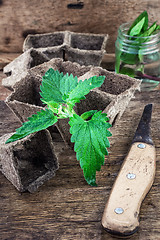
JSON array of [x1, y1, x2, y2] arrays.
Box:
[[116, 11, 160, 79], [6, 68, 112, 186]]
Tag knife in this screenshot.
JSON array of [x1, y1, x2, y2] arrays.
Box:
[[102, 104, 156, 236]]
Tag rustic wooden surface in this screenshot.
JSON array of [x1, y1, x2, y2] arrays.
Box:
[[0, 53, 20, 70], [0, 70, 160, 239], [0, 0, 160, 54]]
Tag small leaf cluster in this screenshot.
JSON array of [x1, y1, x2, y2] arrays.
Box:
[[116, 11, 160, 77], [6, 69, 112, 186]]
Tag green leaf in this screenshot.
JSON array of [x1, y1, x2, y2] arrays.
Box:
[[40, 69, 64, 104], [81, 110, 98, 120], [40, 68, 78, 104], [66, 76, 105, 104], [140, 22, 157, 38], [137, 22, 159, 45], [6, 109, 57, 143], [69, 111, 112, 186], [120, 51, 139, 65], [119, 67, 135, 78], [40, 68, 105, 108], [129, 17, 146, 36], [155, 24, 160, 32], [128, 11, 148, 36]]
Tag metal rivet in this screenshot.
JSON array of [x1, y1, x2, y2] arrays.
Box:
[[127, 173, 136, 180], [114, 207, 124, 214], [137, 143, 146, 149]]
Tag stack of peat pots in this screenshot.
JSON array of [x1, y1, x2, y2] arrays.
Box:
[[0, 31, 141, 192]]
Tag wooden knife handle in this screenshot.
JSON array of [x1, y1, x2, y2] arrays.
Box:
[[102, 142, 156, 236]]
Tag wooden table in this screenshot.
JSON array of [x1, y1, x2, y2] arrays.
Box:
[[0, 71, 160, 240]]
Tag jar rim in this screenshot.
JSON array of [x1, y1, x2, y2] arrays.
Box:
[[118, 21, 160, 40]]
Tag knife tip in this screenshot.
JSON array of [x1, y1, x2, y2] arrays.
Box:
[[132, 103, 153, 145], [145, 103, 153, 111]]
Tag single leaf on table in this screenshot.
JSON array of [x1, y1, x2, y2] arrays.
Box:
[[128, 11, 148, 36], [69, 111, 112, 186], [6, 109, 57, 143]]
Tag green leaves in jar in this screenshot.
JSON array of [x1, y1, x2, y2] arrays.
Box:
[[116, 11, 160, 77]]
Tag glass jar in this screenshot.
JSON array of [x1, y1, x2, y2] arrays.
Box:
[[115, 22, 160, 91]]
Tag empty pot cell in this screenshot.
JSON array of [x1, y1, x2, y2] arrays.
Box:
[[57, 59, 91, 77], [7, 74, 42, 107], [65, 47, 104, 66], [70, 34, 105, 50], [23, 32, 65, 50], [5, 73, 45, 123], [66, 32, 108, 66], [0, 130, 58, 192], [12, 130, 58, 188], [40, 47, 65, 60], [98, 69, 134, 95], [2, 49, 49, 90], [3, 49, 48, 76], [76, 89, 114, 116], [29, 49, 50, 68], [29, 60, 60, 78]]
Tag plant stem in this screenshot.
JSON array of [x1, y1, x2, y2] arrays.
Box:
[[137, 72, 160, 82], [57, 103, 76, 119]]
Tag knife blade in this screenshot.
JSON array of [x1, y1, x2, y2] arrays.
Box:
[[102, 104, 156, 236]]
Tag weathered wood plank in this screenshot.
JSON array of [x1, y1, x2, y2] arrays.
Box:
[[0, 0, 159, 53], [0, 53, 20, 70], [0, 88, 160, 239]]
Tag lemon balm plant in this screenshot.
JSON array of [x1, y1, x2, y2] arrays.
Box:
[[115, 11, 160, 90], [6, 68, 112, 186]]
